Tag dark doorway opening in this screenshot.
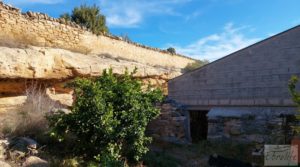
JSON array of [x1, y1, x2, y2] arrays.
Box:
[[189, 110, 209, 143]]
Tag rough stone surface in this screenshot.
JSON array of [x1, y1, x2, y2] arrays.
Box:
[[0, 96, 27, 112], [207, 107, 297, 143], [147, 101, 190, 144], [0, 161, 11, 167], [0, 2, 194, 113], [0, 46, 180, 80], [0, 2, 194, 69], [23, 156, 49, 167], [8, 137, 38, 153], [0, 46, 181, 109], [0, 140, 8, 159]]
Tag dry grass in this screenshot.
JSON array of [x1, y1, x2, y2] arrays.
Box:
[[0, 84, 62, 138]]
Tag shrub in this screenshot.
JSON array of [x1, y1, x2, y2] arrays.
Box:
[[289, 76, 300, 106], [0, 84, 60, 138], [60, 4, 109, 35], [166, 47, 176, 54], [182, 60, 209, 73], [288, 76, 300, 134], [48, 68, 163, 165], [14, 85, 60, 137], [60, 13, 71, 21]]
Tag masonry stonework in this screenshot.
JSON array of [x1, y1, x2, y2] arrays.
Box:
[[0, 2, 194, 69], [147, 101, 190, 144], [0, 2, 194, 115]]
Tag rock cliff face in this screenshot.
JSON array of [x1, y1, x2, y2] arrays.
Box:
[[0, 2, 194, 112], [0, 45, 182, 110]]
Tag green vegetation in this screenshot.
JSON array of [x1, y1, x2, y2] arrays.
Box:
[[143, 151, 181, 167], [182, 59, 209, 73], [146, 140, 260, 167], [60, 4, 109, 35], [48, 68, 163, 165], [166, 47, 176, 54], [289, 76, 300, 106], [289, 76, 300, 133], [0, 84, 59, 138]]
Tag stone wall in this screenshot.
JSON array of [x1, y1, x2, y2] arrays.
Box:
[[0, 2, 195, 69], [207, 107, 297, 144], [169, 26, 300, 107], [147, 102, 190, 144]]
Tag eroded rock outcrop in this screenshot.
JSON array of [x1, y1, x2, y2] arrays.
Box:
[[0, 46, 180, 80], [0, 2, 194, 112], [0, 45, 182, 110]]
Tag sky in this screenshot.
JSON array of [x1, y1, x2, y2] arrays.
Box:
[[2, 0, 300, 61]]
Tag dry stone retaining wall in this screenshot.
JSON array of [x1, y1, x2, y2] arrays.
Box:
[[0, 2, 195, 69]]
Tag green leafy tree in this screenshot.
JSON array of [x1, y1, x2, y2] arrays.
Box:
[[60, 4, 109, 34], [166, 47, 176, 54], [289, 76, 300, 134], [289, 76, 300, 105], [48, 68, 163, 165], [182, 59, 209, 73]]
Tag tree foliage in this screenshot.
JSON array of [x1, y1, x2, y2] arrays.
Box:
[[60, 13, 71, 21], [166, 47, 176, 54], [288, 76, 300, 134], [60, 4, 109, 35], [289, 76, 300, 105], [48, 68, 163, 165], [182, 60, 209, 73]]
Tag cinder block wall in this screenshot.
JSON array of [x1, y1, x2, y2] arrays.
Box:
[[0, 2, 195, 69], [169, 26, 300, 107]]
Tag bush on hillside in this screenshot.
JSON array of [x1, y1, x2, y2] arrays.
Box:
[[48, 68, 163, 165], [182, 59, 209, 73], [60, 4, 109, 35], [166, 47, 176, 54]]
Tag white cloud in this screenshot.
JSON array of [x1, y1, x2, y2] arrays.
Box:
[[169, 23, 260, 61], [99, 0, 191, 28], [185, 10, 202, 21], [3, 0, 63, 5]]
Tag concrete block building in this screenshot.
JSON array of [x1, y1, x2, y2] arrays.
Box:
[[168, 25, 300, 143]]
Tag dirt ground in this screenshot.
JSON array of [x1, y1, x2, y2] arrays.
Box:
[[149, 140, 263, 167]]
